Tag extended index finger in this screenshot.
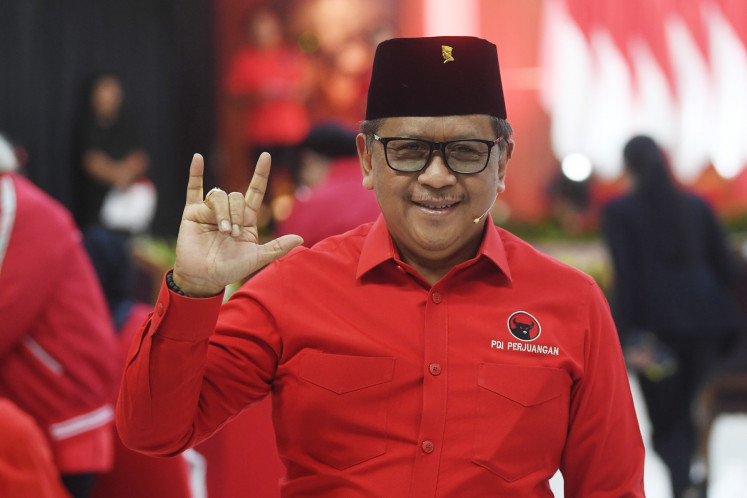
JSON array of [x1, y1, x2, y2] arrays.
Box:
[[244, 151, 271, 210], [185, 153, 205, 206]]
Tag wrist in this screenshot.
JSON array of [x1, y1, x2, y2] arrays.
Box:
[[169, 270, 224, 298], [166, 270, 187, 296]]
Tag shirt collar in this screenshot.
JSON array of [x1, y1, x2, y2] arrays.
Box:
[[356, 214, 512, 282], [356, 215, 397, 279]]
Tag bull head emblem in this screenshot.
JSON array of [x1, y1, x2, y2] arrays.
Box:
[[508, 311, 541, 341]]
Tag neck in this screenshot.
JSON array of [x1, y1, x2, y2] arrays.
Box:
[[394, 232, 484, 286]]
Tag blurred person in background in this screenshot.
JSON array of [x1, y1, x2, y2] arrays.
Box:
[[73, 73, 156, 309], [224, 3, 311, 229], [73, 73, 155, 236], [602, 135, 741, 498], [305, 38, 373, 128], [274, 121, 380, 247], [0, 133, 119, 498], [0, 398, 72, 497]]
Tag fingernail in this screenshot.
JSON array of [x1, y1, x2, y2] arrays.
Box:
[[220, 220, 230, 232], [232, 224, 240, 236]]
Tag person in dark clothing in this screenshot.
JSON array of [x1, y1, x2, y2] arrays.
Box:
[[73, 74, 152, 232], [601, 135, 741, 498]]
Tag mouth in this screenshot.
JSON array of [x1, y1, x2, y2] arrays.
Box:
[[413, 200, 460, 214]]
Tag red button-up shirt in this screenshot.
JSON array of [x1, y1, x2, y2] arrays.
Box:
[[117, 216, 645, 497]]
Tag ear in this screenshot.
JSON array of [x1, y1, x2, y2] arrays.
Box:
[[506, 139, 515, 159], [496, 139, 514, 193], [356, 133, 374, 190]]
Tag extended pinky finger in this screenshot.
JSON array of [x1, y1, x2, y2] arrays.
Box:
[[185, 154, 205, 206]]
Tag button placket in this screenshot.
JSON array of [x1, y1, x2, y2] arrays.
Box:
[[410, 285, 448, 494]]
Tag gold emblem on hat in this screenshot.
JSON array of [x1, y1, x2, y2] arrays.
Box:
[[441, 45, 454, 63]]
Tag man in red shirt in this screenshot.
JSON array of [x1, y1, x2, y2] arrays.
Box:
[[117, 36, 645, 496]]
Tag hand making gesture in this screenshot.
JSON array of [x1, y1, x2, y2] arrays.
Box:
[[171, 152, 303, 297]]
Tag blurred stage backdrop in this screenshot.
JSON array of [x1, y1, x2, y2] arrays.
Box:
[[1, 0, 746, 239], [2, 2, 746, 496]]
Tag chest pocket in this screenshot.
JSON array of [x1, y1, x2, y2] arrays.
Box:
[[296, 351, 395, 470], [472, 363, 571, 482]]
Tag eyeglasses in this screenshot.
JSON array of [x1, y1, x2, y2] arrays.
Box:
[[372, 134, 503, 174]]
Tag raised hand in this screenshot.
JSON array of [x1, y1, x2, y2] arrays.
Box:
[[172, 153, 303, 297]]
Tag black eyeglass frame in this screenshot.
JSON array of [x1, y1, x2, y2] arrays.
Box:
[[372, 134, 504, 174]]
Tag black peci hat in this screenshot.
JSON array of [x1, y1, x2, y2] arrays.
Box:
[[365, 36, 507, 120]]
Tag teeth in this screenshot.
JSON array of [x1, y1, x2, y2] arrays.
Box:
[[422, 204, 454, 209], [416, 201, 456, 209]]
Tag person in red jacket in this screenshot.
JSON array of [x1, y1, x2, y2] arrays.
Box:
[[0, 398, 72, 498], [117, 37, 645, 496], [0, 133, 119, 498], [224, 4, 311, 226]]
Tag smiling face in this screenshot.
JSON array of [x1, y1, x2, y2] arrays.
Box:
[[357, 114, 510, 278]]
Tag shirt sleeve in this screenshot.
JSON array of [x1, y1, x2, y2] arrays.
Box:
[[560, 282, 646, 497], [116, 269, 284, 458], [0, 179, 98, 356], [116, 274, 225, 456], [0, 242, 67, 356]]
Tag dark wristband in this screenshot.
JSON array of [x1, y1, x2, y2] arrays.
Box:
[[166, 270, 187, 296]]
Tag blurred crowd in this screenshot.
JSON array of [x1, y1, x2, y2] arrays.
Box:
[[220, 2, 390, 239], [0, 4, 387, 497]]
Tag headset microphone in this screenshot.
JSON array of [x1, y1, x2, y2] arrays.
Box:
[[472, 209, 491, 224]]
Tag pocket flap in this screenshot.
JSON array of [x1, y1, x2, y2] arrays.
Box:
[[478, 363, 570, 406], [300, 352, 395, 394]]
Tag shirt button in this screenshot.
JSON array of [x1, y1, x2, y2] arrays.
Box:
[[157, 302, 164, 316], [431, 292, 442, 304], [429, 363, 442, 376], [421, 440, 435, 454]]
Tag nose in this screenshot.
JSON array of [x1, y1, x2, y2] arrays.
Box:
[[418, 152, 457, 188]]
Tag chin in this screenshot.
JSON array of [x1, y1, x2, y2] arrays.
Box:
[[412, 231, 461, 253]]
